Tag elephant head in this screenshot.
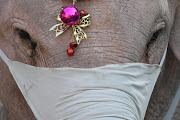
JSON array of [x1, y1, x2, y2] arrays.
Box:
[[0, 0, 179, 120]]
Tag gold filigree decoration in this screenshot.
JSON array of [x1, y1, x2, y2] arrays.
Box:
[[73, 25, 87, 44], [78, 14, 91, 28], [50, 22, 69, 37], [50, 11, 91, 44]]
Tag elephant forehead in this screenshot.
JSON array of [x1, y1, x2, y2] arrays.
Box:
[[8, 0, 161, 43], [9, 0, 162, 33]]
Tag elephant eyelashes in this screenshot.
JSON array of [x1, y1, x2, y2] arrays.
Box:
[[15, 28, 37, 50]]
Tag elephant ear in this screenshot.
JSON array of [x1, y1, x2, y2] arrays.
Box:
[[169, 6, 180, 61]]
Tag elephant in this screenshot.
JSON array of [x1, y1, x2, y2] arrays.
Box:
[[0, 0, 179, 119]]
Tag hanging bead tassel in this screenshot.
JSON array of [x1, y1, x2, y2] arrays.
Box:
[[50, 0, 91, 56]]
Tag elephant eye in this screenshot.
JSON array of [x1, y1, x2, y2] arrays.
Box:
[[16, 28, 37, 49], [16, 28, 30, 40], [147, 29, 162, 49], [151, 29, 162, 42]]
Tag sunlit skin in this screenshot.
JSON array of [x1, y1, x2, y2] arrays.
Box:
[[0, 0, 180, 119]]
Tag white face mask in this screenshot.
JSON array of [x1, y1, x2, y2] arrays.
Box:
[[0, 47, 167, 120]]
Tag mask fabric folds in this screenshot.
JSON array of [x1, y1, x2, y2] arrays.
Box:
[[0, 47, 167, 120]]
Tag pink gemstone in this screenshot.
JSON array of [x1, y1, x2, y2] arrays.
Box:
[[60, 6, 80, 25]]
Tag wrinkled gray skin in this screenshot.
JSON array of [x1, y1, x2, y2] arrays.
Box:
[[0, 0, 179, 120]]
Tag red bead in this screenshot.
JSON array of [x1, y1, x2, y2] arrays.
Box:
[[67, 49, 74, 56], [80, 10, 86, 17], [70, 42, 78, 49]]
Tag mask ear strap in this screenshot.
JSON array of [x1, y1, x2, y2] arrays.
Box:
[[160, 44, 168, 67], [0, 49, 10, 66]]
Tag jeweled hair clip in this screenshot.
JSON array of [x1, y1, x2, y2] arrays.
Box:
[[50, 0, 91, 56]]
